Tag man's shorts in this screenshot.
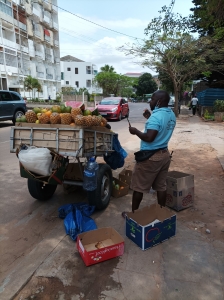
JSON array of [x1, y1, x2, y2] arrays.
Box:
[[130, 150, 171, 193]]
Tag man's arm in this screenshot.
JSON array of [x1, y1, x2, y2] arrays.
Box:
[[129, 127, 158, 142]]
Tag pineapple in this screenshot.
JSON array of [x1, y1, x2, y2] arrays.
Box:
[[91, 115, 99, 126], [82, 115, 93, 127], [74, 115, 84, 126], [61, 113, 72, 125], [25, 110, 37, 123], [71, 108, 83, 121], [50, 112, 61, 124], [38, 113, 50, 124], [101, 117, 107, 126]]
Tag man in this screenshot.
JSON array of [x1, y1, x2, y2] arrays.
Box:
[[190, 96, 198, 115], [123, 90, 176, 215]]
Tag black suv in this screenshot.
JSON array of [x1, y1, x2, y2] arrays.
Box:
[[0, 90, 26, 124]]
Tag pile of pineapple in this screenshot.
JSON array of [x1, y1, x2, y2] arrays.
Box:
[[17, 104, 107, 127]]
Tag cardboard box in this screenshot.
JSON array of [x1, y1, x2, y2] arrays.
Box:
[[125, 204, 176, 250], [77, 227, 124, 266], [166, 171, 194, 190], [111, 177, 129, 198], [166, 187, 194, 211], [119, 168, 133, 186], [166, 171, 194, 211]]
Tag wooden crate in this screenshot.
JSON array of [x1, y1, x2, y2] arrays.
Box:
[[10, 123, 113, 157]]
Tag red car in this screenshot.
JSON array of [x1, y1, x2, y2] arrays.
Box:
[[97, 97, 129, 121]]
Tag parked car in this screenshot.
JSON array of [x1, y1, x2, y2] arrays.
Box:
[[0, 90, 27, 124], [168, 96, 181, 114], [97, 97, 129, 121]]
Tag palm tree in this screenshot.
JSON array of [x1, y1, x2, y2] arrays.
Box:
[[24, 75, 33, 99], [100, 64, 116, 73]]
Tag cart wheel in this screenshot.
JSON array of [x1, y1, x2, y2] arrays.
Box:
[[27, 179, 57, 201], [87, 163, 112, 210]]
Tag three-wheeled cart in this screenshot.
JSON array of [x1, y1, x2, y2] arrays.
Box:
[[10, 123, 114, 210]]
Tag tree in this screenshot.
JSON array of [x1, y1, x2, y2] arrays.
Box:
[[100, 64, 115, 73], [93, 72, 134, 97], [24, 76, 33, 99], [190, 0, 224, 87], [190, 0, 224, 37], [24, 76, 42, 99], [134, 73, 157, 96], [120, 3, 207, 115]]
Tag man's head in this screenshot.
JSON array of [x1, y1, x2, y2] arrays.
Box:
[[150, 90, 170, 111]]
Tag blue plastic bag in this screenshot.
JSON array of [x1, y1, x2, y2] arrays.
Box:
[[104, 134, 128, 170], [58, 203, 97, 241]]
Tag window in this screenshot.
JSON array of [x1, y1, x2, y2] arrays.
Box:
[[61, 72, 64, 80], [66, 81, 69, 85], [75, 81, 79, 88], [75, 68, 78, 74], [86, 66, 91, 74], [0, 91, 12, 101], [86, 80, 91, 88], [67, 67, 71, 71], [10, 92, 21, 100]]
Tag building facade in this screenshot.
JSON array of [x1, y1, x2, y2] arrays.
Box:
[[60, 55, 101, 94], [0, 0, 61, 100]]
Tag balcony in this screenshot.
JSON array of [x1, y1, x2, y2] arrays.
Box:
[[54, 57, 60, 63], [55, 75, 60, 81], [43, 15, 50, 24], [19, 21, 27, 31], [37, 71, 44, 78], [54, 40, 59, 47], [2, 38, 15, 49], [35, 50, 42, 57], [46, 74, 53, 80], [33, 7, 41, 19], [45, 53, 52, 61], [21, 45, 28, 53], [44, 35, 50, 43], [53, 21, 58, 30], [34, 29, 41, 38]]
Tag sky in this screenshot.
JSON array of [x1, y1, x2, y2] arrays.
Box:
[[57, 0, 194, 75]]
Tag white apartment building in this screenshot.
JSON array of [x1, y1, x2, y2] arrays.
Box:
[[60, 55, 102, 94], [0, 0, 61, 100]]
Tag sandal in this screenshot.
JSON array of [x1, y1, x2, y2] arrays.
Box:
[[121, 211, 127, 218]]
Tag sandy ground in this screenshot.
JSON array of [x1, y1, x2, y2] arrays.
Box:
[[4, 115, 224, 300]]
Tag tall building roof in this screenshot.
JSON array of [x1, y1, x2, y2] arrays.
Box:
[[60, 55, 84, 62]]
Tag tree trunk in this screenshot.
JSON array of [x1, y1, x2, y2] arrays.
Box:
[[174, 87, 179, 117]]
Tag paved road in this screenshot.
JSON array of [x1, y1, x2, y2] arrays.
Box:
[[0, 102, 147, 299]]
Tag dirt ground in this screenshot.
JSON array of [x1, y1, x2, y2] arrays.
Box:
[[12, 117, 224, 299]]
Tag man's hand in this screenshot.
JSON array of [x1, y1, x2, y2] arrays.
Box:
[[129, 127, 137, 135], [143, 109, 151, 119]]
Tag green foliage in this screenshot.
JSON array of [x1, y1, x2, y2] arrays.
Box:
[[24, 76, 42, 99], [120, 3, 207, 115], [134, 73, 158, 96], [214, 100, 224, 112], [190, 0, 224, 38], [61, 86, 76, 95], [100, 65, 116, 73], [94, 69, 134, 97], [204, 109, 210, 119]]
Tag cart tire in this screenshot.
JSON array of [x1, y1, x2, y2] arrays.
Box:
[[87, 163, 112, 210], [27, 179, 57, 201]]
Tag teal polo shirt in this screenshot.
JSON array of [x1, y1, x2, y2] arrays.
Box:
[[140, 107, 176, 150]]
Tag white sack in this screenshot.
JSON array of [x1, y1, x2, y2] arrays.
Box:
[[18, 147, 52, 176]]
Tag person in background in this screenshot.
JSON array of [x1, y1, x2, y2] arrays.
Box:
[[122, 90, 176, 217], [191, 95, 198, 115]]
